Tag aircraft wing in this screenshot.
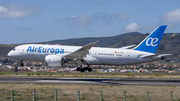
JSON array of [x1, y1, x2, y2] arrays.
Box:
[[64, 41, 98, 60]]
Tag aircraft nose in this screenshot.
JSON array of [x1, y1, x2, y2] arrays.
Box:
[[7, 51, 13, 57]]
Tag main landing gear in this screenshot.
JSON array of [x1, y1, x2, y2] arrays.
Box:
[[76, 65, 92, 72], [20, 60, 24, 66]]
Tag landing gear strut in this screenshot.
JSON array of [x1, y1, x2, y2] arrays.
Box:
[[20, 60, 24, 66]]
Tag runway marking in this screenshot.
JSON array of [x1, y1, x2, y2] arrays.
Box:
[[36, 80, 105, 84]]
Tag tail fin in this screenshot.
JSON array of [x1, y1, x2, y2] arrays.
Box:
[[133, 25, 167, 53]]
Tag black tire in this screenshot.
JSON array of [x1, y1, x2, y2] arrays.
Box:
[[88, 68, 92, 72], [20, 60, 24, 66], [84, 67, 88, 70], [20, 63, 24, 66], [80, 68, 85, 72], [76, 67, 81, 71]]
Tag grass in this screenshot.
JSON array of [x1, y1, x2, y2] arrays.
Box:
[[1, 71, 180, 79], [0, 83, 179, 101], [81, 93, 86, 100], [155, 73, 160, 76], [126, 73, 135, 76], [0, 71, 180, 100]]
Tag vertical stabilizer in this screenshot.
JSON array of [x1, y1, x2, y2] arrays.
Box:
[[133, 25, 167, 53]]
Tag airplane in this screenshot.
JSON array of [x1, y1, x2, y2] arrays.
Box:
[[8, 25, 171, 72]]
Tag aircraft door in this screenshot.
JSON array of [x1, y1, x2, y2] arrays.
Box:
[[93, 51, 98, 56], [20, 47, 25, 54], [125, 52, 130, 60]]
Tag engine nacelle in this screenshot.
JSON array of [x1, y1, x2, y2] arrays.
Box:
[[45, 55, 65, 66]]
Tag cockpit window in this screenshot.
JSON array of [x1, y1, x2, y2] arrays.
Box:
[[12, 48, 16, 51]]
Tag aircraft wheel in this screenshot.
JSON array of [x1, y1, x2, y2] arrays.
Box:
[[80, 68, 85, 72], [76, 67, 81, 71], [84, 67, 88, 70], [88, 68, 92, 72], [20, 60, 24, 66]]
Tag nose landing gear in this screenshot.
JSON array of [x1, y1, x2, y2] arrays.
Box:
[[20, 60, 24, 66]]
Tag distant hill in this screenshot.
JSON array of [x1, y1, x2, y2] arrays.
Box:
[[39, 32, 142, 46], [0, 44, 20, 57]]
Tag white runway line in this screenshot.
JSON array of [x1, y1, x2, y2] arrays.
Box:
[[36, 80, 104, 84]]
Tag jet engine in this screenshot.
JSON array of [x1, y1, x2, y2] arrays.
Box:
[[45, 55, 65, 66]]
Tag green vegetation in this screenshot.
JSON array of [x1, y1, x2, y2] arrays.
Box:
[[26, 72, 31, 76], [0, 72, 9, 75], [48, 95, 54, 98], [63, 94, 67, 96], [81, 93, 86, 100], [155, 73, 160, 77], [127, 73, 135, 76], [36, 72, 40, 75]]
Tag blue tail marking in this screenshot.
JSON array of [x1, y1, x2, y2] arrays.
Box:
[[133, 25, 167, 53]]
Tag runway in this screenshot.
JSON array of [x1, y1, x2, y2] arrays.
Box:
[[0, 77, 180, 85]]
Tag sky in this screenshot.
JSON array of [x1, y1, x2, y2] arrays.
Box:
[[1, 0, 180, 44]]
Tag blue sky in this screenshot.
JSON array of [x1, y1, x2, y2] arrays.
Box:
[[0, 0, 180, 44]]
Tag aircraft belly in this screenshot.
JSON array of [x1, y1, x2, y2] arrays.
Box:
[[86, 56, 102, 65], [95, 56, 127, 65], [20, 53, 45, 61]]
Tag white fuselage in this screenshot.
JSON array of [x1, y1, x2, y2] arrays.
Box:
[[8, 44, 160, 66]]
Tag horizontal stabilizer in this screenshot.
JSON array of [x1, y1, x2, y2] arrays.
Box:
[[141, 54, 172, 59]]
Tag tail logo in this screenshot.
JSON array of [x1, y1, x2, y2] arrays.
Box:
[[146, 37, 158, 47]]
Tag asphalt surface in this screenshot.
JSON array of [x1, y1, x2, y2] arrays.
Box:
[[0, 77, 180, 85]]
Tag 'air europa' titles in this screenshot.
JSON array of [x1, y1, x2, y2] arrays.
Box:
[[27, 46, 64, 54]]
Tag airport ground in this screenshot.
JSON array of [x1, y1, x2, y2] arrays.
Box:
[[0, 73, 180, 101], [1, 71, 180, 79], [1, 65, 180, 100], [0, 83, 179, 101]]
